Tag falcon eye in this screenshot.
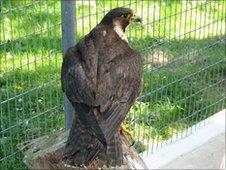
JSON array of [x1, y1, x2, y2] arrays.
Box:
[[122, 14, 128, 18]]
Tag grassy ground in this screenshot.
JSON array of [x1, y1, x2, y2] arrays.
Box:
[[0, 0, 225, 169]]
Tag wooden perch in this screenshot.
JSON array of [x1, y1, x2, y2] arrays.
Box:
[[17, 130, 148, 169]]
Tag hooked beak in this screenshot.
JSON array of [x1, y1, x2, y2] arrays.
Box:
[[133, 16, 142, 22]]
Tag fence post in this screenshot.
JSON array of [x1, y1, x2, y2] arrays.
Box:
[[61, 0, 76, 129]]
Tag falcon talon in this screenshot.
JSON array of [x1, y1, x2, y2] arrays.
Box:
[[130, 140, 136, 147]]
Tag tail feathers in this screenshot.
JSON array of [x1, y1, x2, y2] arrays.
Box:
[[63, 118, 123, 167], [63, 118, 102, 166], [98, 131, 123, 167]]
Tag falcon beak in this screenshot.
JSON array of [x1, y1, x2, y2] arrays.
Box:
[[133, 16, 142, 23]]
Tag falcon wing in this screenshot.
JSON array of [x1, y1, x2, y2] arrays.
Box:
[[61, 37, 107, 146], [98, 51, 142, 143]]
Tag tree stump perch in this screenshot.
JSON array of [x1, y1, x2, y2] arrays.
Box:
[[17, 130, 148, 169]]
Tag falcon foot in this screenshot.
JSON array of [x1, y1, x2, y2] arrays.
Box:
[[120, 123, 135, 146]]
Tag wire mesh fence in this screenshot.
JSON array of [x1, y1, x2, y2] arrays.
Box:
[[0, 0, 225, 169]]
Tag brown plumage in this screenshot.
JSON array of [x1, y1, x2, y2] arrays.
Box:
[[61, 7, 142, 167]]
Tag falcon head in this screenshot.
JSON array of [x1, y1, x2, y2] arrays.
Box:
[[100, 7, 142, 32]]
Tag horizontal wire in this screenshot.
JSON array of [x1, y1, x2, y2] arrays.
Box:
[[139, 57, 225, 100], [1, 105, 60, 134]]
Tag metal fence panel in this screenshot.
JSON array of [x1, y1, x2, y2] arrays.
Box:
[[0, 0, 225, 169]]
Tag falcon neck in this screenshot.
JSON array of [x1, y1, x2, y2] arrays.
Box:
[[112, 20, 128, 43]]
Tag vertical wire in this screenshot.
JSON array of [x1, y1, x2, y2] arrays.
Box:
[[103, 0, 106, 18], [219, 45, 225, 111], [208, 2, 221, 121], [0, 0, 2, 140], [21, 0, 28, 141], [151, 0, 157, 153], [145, 0, 151, 153], [193, 1, 198, 48], [110, 0, 112, 9], [123, 0, 125, 7], [202, 49, 211, 127], [46, 1, 53, 132], [128, 0, 132, 38], [210, 2, 217, 35], [184, 0, 188, 40], [141, 0, 143, 39], [203, 1, 207, 39], [7, 0, 14, 162], [220, 2, 225, 111], [181, 0, 188, 139], [140, 0, 145, 147], [32, 0, 41, 136], [45, 1, 51, 133], [210, 1, 215, 37], [135, 1, 138, 39], [82, 0, 84, 36], [189, 1, 193, 39], [74, 0, 78, 39], [39, 1, 46, 135], [168, 1, 172, 40], [195, 2, 203, 131], [171, 1, 179, 143], [15, 1, 25, 166], [146, 0, 150, 36], [1, 0, 7, 168], [179, 0, 183, 40], [16, 0, 22, 167], [9, 0, 19, 146], [24, 0, 33, 140], [189, 0, 198, 134], [88, 0, 91, 32], [218, 57, 224, 112], [152, 0, 156, 53], [18, 1, 25, 149], [191, 1, 198, 133], [208, 56, 216, 125], [173, 1, 177, 41], [160, 2, 168, 148], [168, 1, 174, 144], [198, 2, 203, 41], [185, 1, 192, 138], [220, 1, 225, 36], [95, 0, 98, 25], [169, 2, 178, 143], [31, 0, 41, 138], [217, 1, 220, 37], [203, 2, 212, 126], [155, 1, 161, 150], [165, 2, 173, 145], [135, 0, 141, 146], [152, 1, 158, 151], [175, 0, 183, 141], [53, 0, 60, 127], [127, 0, 134, 142]]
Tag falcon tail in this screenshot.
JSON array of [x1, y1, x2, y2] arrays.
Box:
[[63, 118, 102, 165], [63, 119, 123, 167], [98, 131, 123, 167]]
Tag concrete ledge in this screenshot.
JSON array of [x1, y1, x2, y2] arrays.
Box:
[[140, 109, 225, 169], [161, 133, 225, 169]]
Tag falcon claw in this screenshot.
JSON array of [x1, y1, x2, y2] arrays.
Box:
[[130, 140, 135, 147]]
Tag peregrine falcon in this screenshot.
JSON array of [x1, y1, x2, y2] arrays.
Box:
[[61, 7, 142, 167]]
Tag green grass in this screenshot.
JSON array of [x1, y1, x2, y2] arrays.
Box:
[[1, 0, 226, 169], [127, 37, 225, 143]]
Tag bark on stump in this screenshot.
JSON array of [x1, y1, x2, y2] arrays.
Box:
[[17, 130, 148, 169]]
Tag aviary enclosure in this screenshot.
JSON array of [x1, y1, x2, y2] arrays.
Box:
[[0, 0, 225, 169]]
